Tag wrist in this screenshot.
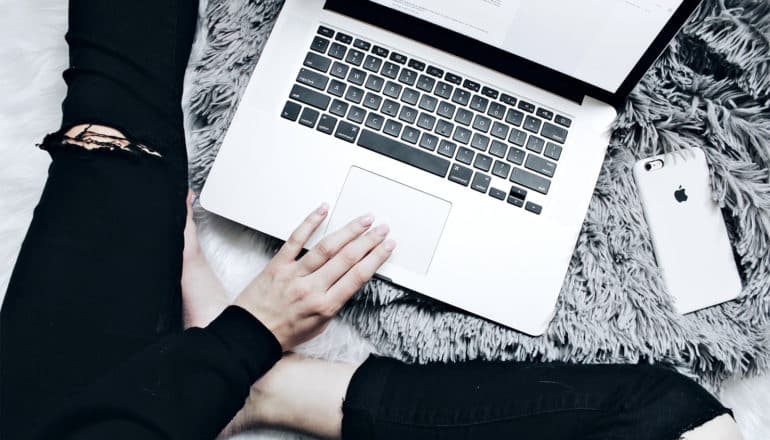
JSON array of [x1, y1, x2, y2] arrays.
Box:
[[206, 306, 283, 373], [231, 298, 283, 348]]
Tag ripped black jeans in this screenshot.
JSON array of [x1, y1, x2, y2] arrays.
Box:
[[0, 0, 195, 437], [0, 0, 732, 439]]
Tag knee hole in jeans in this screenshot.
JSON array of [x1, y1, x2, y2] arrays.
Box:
[[41, 124, 162, 158]]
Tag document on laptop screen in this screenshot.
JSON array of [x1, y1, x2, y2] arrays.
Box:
[[370, 0, 684, 92]]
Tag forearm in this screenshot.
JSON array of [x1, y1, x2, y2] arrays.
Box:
[[30, 307, 281, 440]]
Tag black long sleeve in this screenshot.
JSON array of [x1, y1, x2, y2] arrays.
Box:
[[29, 306, 282, 440]]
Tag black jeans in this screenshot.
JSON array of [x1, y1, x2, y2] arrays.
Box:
[[0, 0, 730, 439], [344, 357, 730, 439]]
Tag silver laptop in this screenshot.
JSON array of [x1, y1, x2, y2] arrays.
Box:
[[201, 0, 701, 335]]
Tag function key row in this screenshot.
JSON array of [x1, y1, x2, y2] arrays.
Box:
[[427, 66, 444, 77], [318, 25, 334, 38], [408, 59, 426, 71], [336, 32, 353, 44], [390, 52, 408, 64], [463, 79, 480, 92], [372, 45, 389, 57], [353, 39, 370, 51], [482, 86, 499, 99], [445, 72, 462, 84]]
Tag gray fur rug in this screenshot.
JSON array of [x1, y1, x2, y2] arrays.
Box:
[[186, 0, 770, 394]]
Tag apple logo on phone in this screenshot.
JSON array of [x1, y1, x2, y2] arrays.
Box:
[[674, 185, 688, 203]]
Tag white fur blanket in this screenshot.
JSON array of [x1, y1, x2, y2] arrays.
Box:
[[0, 2, 768, 440]]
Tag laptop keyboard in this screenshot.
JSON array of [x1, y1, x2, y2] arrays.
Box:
[[280, 25, 572, 215]]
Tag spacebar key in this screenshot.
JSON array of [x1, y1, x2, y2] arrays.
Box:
[[357, 129, 450, 177]]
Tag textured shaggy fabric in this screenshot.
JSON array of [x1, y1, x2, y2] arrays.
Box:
[[187, 0, 770, 391]]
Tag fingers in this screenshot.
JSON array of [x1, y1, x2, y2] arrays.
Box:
[[310, 223, 391, 289], [273, 203, 330, 265], [326, 239, 396, 308], [296, 214, 374, 275]]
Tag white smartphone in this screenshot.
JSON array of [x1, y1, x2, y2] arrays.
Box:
[[633, 147, 742, 314]]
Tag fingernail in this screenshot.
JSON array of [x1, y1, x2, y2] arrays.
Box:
[[383, 239, 396, 251], [359, 214, 374, 227], [374, 224, 389, 235], [316, 203, 329, 216], [190, 193, 198, 205]]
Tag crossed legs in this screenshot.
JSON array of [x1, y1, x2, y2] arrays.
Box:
[[182, 218, 741, 440], [0, 0, 743, 438]]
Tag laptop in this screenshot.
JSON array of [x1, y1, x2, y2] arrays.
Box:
[[201, 0, 702, 335]]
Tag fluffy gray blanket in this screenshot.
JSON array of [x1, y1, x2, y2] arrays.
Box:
[[187, 0, 770, 390]]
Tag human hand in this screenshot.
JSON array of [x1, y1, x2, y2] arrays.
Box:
[[233, 203, 395, 351]]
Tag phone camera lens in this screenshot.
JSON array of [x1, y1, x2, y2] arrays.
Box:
[[644, 163, 652, 171]]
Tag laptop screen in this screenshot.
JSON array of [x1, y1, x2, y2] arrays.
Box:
[[369, 0, 684, 93]]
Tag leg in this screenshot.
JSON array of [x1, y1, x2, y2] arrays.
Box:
[[0, 0, 198, 437], [224, 354, 357, 438], [182, 192, 231, 329], [176, 204, 738, 440], [227, 356, 737, 440]]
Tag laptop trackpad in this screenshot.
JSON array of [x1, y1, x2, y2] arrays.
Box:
[[326, 167, 451, 275]]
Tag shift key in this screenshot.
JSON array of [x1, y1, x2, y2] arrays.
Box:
[[290, 84, 330, 110], [510, 167, 550, 194]]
